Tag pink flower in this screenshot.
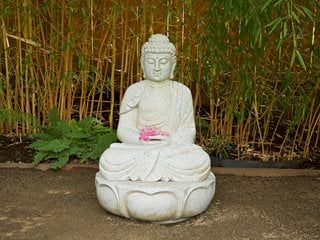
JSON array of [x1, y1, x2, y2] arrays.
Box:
[[139, 126, 169, 141]]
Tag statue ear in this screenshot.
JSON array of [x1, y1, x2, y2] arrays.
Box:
[[141, 58, 146, 78], [170, 60, 176, 79]]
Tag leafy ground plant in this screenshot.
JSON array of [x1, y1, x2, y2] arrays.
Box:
[[29, 107, 117, 169]]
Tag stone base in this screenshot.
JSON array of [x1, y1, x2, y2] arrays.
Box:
[[95, 172, 216, 224]]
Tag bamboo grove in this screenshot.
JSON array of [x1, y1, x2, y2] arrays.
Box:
[[0, 0, 319, 162]]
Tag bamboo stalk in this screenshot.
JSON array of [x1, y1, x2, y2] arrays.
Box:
[[304, 102, 320, 158], [108, 3, 119, 128], [119, 10, 128, 105], [16, 1, 26, 134], [1, 22, 13, 134]]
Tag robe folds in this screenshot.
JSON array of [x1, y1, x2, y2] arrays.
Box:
[[99, 80, 211, 182]]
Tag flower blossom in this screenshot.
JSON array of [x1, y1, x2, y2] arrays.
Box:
[[139, 126, 170, 141]]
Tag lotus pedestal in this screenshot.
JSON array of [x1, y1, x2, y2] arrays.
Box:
[[95, 172, 215, 224]]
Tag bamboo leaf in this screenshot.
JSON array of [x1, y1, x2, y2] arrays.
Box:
[[253, 27, 261, 46], [261, 0, 272, 12], [290, 49, 296, 68], [301, 6, 313, 21], [266, 18, 280, 28], [274, 0, 284, 7], [276, 38, 285, 51], [294, 5, 306, 18], [266, 18, 282, 33], [283, 21, 287, 38], [295, 49, 306, 70], [225, 0, 233, 10], [291, 11, 300, 24]]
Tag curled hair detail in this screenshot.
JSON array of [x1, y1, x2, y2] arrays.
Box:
[[141, 34, 176, 59]]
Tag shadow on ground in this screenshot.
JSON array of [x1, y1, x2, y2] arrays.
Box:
[[0, 168, 319, 240]]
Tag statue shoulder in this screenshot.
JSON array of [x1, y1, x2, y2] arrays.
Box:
[[172, 81, 192, 95], [125, 81, 146, 94], [120, 81, 146, 114]]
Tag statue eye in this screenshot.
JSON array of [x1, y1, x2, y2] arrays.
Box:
[[147, 58, 155, 64], [159, 58, 169, 64]]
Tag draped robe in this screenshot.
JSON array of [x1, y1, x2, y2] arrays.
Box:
[[99, 80, 211, 182]]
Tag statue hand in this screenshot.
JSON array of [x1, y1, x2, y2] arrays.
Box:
[[148, 135, 170, 142], [141, 135, 170, 145]]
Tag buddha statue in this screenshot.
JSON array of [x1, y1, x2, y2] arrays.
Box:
[[98, 34, 211, 182], [96, 34, 215, 223]]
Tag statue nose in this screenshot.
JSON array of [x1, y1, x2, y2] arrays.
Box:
[[154, 61, 161, 71]]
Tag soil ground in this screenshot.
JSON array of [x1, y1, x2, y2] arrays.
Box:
[[1, 167, 320, 240]]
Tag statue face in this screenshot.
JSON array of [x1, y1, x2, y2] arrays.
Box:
[[142, 52, 175, 82]]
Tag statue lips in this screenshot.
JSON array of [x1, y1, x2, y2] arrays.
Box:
[[152, 72, 162, 78]]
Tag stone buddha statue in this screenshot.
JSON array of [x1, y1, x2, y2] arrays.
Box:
[[99, 34, 211, 182], [96, 34, 215, 224]]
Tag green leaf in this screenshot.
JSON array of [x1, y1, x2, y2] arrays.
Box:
[[45, 152, 61, 160], [261, 0, 272, 12], [30, 108, 117, 168], [50, 156, 69, 169], [291, 11, 300, 24], [196, 117, 210, 129], [56, 121, 71, 135], [225, 0, 233, 10], [252, 27, 261, 47], [30, 139, 72, 153], [89, 133, 117, 160], [48, 107, 59, 125], [274, 0, 284, 7], [295, 49, 306, 70], [282, 21, 287, 38], [94, 126, 116, 135], [276, 37, 285, 51], [290, 49, 296, 68], [32, 151, 48, 166], [29, 132, 53, 141], [266, 18, 282, 33], [64, 146, 85, 158], [301, 6, 313, 21], [65, 130, 90, 139], [0, 108, 38, 127]]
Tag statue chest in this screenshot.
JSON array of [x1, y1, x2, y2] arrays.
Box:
[[138, 86, 171, 123]]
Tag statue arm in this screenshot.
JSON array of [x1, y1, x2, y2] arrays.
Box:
[[117, 108, 141, 144], [118, 109, 169, 145], [116, 84, 142, 144], [170, 87, 196, 145]]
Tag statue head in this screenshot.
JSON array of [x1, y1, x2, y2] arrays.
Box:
[[141, 34, 176, 82]]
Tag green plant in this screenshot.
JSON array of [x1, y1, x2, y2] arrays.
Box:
[[203, 134, 235, 159], [28, 107, 117, 169], [0, 108, 38, 133]]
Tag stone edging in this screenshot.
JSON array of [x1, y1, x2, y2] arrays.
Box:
[[212, 167, 320, 177], [1, 162, 320, 177]]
